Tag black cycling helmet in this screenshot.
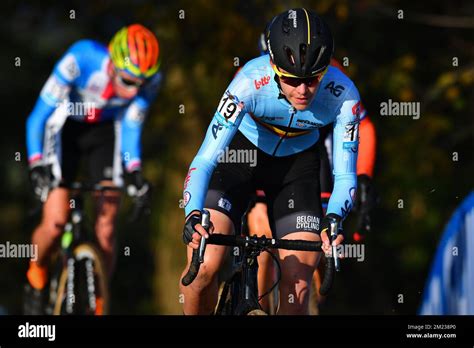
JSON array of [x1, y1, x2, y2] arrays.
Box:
[[267, 8, 334, 78]]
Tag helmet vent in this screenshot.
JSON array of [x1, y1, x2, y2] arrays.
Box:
[[300, 44, 307, 66], [284, 46, 296, 66], [312, 46, 323, 68]]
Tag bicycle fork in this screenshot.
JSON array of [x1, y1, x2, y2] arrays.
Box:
[[235, 251, 261, 315], [60, 203, 84, 314]]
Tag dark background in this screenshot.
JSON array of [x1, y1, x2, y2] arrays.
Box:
[[0, 0, 472, 314]]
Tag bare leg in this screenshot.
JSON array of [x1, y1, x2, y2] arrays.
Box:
[[180, 209, 233, 315]]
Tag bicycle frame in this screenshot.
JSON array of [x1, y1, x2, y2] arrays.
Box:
[[46, 191, 86, 314], [226, 242, 263, 315], [61, 191, 86, 314]]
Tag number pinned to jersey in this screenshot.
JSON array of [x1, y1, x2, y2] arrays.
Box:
[[57, 54, 79, 81], [343, 123, 359, 142], [41, 75, 70, 105], [126, 104, 146, 125], [216, 91, 243, 126]]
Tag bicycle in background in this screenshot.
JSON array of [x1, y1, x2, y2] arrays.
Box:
[[25, 181, 147, 315]]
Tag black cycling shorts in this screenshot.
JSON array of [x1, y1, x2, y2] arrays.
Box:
[[204, 131, 323, 239], [61, 118, 115, 185]]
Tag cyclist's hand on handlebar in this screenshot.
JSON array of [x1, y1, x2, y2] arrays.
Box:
[[29, 163, 52, 202], [126, 170, 152, 219], [127, 170, 151, 200], [320, 213, 344, 256], [183, 211, 214, 249]]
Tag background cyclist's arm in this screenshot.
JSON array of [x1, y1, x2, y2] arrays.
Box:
[[120, 73, 162, 172], [354, 110, 377, 234], [183, 71, 254, 218], [327, 83, 361, 220], [26, 41, 84, 165], [356, 114, 376, 178]]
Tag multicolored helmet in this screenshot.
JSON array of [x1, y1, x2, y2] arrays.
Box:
[[109, 24, 161, 79]]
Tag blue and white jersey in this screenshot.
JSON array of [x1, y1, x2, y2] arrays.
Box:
[[26, 39, 162, 173], [184, 54, 361, 219]]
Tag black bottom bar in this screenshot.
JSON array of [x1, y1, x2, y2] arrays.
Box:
[[0, 315, 473, 346]]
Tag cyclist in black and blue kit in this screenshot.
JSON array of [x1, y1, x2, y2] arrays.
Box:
[[250, 19, 378, 312], [24, 24, 162, 314], [180, 9, 361, 315]]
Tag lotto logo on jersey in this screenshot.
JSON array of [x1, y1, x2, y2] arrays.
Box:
[[352, 101, 361, 117], [254, 76, 270, 90], [183, 167, 196, 190], [183, 191, 191, 207]]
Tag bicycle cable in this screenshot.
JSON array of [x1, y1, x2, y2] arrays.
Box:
[[257, 248, 282, 301]]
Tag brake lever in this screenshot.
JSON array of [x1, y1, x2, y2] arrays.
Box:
[[198, 209, 210, 263], [329, 219, 341, 272]]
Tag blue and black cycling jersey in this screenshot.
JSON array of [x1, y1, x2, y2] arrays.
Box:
[[183, 54, 361, 220]]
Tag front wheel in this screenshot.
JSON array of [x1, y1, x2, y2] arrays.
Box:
[[246, 309, 267, 315], [53, 243, 109, 315]]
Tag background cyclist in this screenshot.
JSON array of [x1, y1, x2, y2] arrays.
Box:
[[24, 24, 162, 314]]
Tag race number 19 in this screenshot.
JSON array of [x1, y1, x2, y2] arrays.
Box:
[[218, 92, 241, 124]]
